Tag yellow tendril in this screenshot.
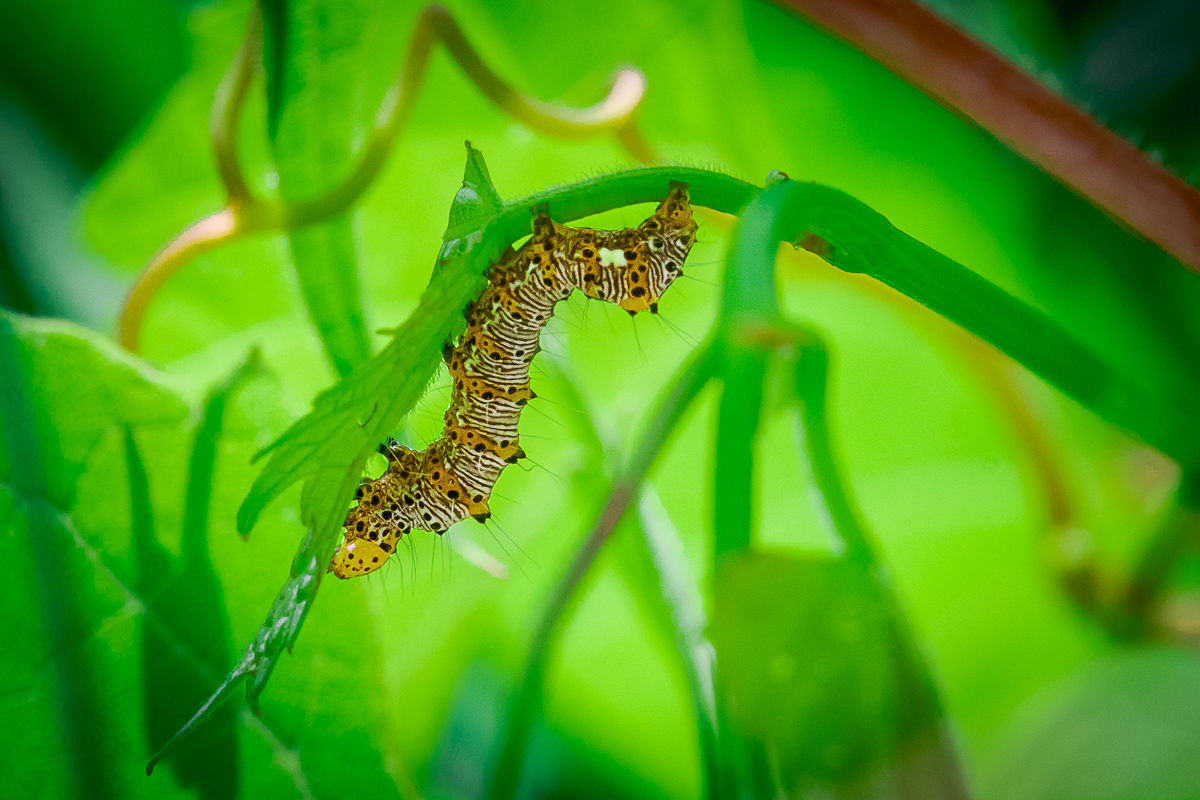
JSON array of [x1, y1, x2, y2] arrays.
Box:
[[118, 2, 658, 352]]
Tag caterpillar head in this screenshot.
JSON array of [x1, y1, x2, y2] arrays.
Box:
[[620, 185, 697, 315], [330, 536, 391, 578]]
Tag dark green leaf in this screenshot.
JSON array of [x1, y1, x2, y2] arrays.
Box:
[[135, 350, 262, 793], [711, 552, 945, 796]]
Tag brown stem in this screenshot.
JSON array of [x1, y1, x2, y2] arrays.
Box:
[[773, 0, 1200, 272], [119, 210, 241, 352]]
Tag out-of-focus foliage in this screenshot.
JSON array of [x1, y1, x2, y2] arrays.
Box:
[[2, 0, 1199, 798]]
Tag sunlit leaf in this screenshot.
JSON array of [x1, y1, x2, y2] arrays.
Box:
[[0, 311, 186, 799]]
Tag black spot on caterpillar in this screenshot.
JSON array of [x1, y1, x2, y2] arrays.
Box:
[[331, 186, 697, 578]]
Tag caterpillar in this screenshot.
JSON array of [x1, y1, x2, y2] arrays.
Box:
[[331, 184, 697, 578]]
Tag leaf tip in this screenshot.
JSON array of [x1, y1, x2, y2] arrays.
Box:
[[236, 500, 258, 539]]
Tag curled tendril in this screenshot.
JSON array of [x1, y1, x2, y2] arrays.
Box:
[[117, 3, 657, 352]]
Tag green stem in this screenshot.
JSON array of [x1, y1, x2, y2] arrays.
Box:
[[788, 333, 971, 798], [487, 340, 719, 800], [787, 328, 875, 568], [732, 180, 1200, 467], [636, 493, 722, 800], [710, 180, 786, 567], [713, 345, 767, 567], [1120, 469, 1200, 636]]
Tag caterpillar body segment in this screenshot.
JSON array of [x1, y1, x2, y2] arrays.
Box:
[[331, 185, 697, 578]]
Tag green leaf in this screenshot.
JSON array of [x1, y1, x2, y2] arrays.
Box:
[[443, 141, 504, 243], [0, 311, 189, 502], [283, 220, 372, 376], [0, 314, 388, 798], [135, 351, 262, 794], [0, 311, 187, 800], [711, 552, 945, 795], [181, 350, 266, 563], [264, 0, 384, 375], [986, 648, 1200, 800]]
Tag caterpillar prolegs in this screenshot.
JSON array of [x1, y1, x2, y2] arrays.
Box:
[[331, 185, 697, 578]]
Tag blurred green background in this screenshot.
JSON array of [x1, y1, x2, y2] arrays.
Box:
[[2, 0, 1199, 798]]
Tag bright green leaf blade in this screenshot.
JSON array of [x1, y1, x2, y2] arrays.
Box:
[[285, 219, 372, 376], [0, 311, 189, 502], [0, 311, 190, 799], [0, 318, 116, 800], [129, 426, 240, 795], [182, 349, 265, 563], [265, 0, 383, 375], [444, 141, 504, 241], [0, 312, 329, 796]]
